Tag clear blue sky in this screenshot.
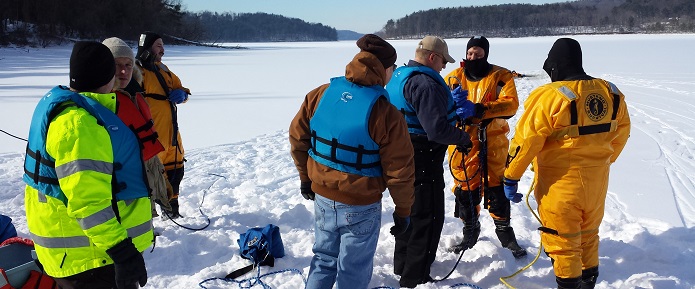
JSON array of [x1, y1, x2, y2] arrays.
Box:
[[179, 0, 569, 34]]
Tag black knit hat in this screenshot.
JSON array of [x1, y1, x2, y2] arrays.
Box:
[[543, 38, 585, 82], [356, 34, 397, 68], [467, 36, 489, 60], [69, 41, 115, 91], [136, 31, 162, 60]]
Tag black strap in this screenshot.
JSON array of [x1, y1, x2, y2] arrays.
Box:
[[24, 166, 59, 185], [569, 100, 578, 126], [47, 103, 77, 126], [309, 131, 381, 170], [143, 93, 168, 100], [399, 108, 417, 117], [224, 255, 275, 280], [538, 226, 559, 235], [26, 146, 55, 168], [162, 160, 185, 167], [568, 90, 620, 136], [140, 131, 160, 144], [479, 124, 489, 191], [130, 120, 155, 134], [611, 93, 620, 120], [25, 147, 59, 185], [225, 263, 255, 279], [151, 66, 171, 96], [407, 123, 424, 130], [150, 66, 181, 147], [578, 123, 612, 135]]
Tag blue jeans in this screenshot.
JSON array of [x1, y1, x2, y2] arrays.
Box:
[[305, 194, 382, 289]]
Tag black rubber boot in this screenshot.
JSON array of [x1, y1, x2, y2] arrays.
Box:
[[581, 266, 599, 289], [556, 276, 581, 289], [451, 220, 480, 254], [166, 198, 183, 219], [494, 219, 527, 258], [451, 187, 482, 254]]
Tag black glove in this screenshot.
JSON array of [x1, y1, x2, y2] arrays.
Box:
[[106, 238, 147, 289], [389, 212, 411, 236], [456, 138, 473, 155], [300, 181, 315, 201]]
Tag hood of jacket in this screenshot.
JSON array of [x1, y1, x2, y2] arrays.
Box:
[[345, 51, 389, 87], [543, 38, 589, 82]]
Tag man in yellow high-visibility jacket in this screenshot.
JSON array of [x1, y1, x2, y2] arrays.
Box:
[[24, 42, 153, 289], [504, 38, 631, 289]]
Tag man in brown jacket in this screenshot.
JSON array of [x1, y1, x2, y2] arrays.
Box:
[[289, 34, 415, 289]]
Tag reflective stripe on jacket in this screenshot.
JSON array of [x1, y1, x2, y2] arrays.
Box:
[[309, 76, 384, 177], [24, 86, 153, 278]]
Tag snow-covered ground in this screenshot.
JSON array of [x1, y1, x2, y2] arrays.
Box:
[[1, 34, 694, 288]]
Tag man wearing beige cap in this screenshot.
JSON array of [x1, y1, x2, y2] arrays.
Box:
[[386, 35, 472, 288]]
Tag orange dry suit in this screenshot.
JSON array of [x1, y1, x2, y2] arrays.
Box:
[[504, 79, 630, 279], [444, 65, 519, 220], [139, 61, 190, 171]]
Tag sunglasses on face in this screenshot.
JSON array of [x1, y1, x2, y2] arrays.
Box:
[[433, 53, 447, 65]]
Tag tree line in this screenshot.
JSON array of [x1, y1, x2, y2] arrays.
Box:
[[379, 0, 695, 38], [2, 0, 692, 47], [0, 0, 336, 46], [194, 12, 336, 43]]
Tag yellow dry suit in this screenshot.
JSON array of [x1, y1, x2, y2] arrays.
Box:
[[504, 79, 630, 279]]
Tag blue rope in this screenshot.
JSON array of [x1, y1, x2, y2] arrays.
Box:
[[199, 267, 306, 289], [450, 283, 484, 289], [197, 267, 482, 289]]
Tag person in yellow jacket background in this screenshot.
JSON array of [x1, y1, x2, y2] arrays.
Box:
[[136, 32, 191, 218], [444, 36, 526, 258], [23, 41, 152, 289], [503, 38, 631, 289]]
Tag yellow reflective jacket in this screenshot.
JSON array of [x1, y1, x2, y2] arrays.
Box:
[[139, 62, 190, 170], [504, 79, 631, 180], [444, 66, 519, 190], [25, 91, 153, 278]]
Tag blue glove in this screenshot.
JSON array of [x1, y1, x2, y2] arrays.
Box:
[[169, 89, 188, 104], [390, 212, 410, 236], [503, 178, 523, 203], [456, 100, 477, 120], [451, 86, 469, 107]]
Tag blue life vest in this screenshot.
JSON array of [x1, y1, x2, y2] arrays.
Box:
[[23, 86, 148, 204], [385, 66, 457, 135], [308, 77, 384, 177]]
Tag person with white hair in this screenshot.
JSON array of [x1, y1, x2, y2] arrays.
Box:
[[103, 37, 172, 218]]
